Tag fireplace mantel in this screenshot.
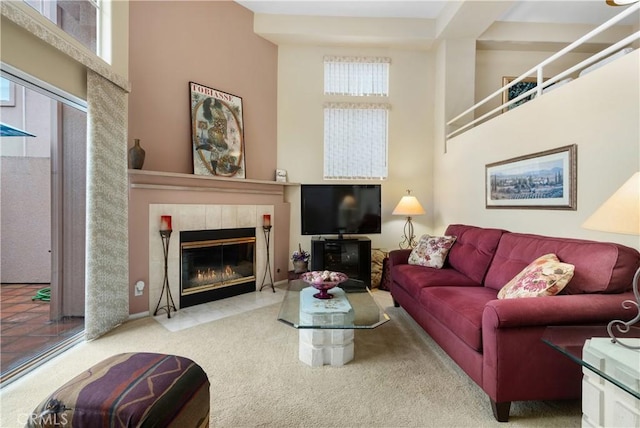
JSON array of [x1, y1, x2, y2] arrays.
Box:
[[129, 170, 299, 194], [128, 170, 292, 316]]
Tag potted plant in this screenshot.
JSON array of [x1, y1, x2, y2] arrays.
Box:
[[291, 244, 310, 273]]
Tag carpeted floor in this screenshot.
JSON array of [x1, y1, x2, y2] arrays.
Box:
[[0, 293, 581, 427]]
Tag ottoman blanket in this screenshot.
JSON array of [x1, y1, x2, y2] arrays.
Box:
[[29, 352, 210, 428]]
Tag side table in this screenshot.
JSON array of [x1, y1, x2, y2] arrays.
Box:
[[542, 326, 640, 428], [582, 338, 640, 427]]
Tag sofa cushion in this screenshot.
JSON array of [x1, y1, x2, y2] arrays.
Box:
[[408, 234, 457, 268], [444, 224, 507, 284], [371, 248, 388, 288], [420, 286, 498, 352], [393, 265, 480, 297], [484, 232, 640, 294], [497, 253, 575, 299]]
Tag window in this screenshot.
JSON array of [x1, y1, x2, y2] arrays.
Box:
[[323, 103, 389, 179], [324, 56, 389, 96], [23, 0, 99, 54], [323, 56, 390, 180], [0, 77, 15, 106], [1, 68, 87, 386]]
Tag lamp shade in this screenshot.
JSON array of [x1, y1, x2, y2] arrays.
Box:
[[393, 195, 426, 216], [606, 0, 638, 6], [582, 172, 640, 235]]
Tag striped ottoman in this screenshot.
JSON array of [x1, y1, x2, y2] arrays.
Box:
[[28, 353, 210, 428]]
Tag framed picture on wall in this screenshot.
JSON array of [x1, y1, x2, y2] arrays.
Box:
[[189, 82, 245, 178], [501, 76, 546, 113], [486, 144, 577, 210], [275, 169, 288, 182]]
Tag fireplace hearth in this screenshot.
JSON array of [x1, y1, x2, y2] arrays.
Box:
[[180, 228, 256, 308]]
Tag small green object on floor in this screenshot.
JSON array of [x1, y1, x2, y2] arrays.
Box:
[[32, 287, 51, 302]]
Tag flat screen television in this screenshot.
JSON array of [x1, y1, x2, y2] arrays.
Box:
[[301, 184, 382, 237]]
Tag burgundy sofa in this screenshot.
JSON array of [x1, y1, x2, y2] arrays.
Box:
[[388, 224, 640, 422]]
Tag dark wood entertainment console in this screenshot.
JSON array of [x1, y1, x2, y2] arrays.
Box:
[[311, 237, 371, 286]]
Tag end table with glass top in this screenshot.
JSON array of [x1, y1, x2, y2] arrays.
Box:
[[542, 326, 640, 427], [278, 279, 390, 367]]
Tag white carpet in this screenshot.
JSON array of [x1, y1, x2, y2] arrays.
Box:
[[0, 290, 581, 427]]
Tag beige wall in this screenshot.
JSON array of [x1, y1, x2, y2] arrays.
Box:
[[475, 49, 593, 119], [434, 50, 639, 250], [277, 45, 434, 253]]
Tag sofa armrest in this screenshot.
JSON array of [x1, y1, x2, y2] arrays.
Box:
[[483, 291, 637, 329], [388, 249, 412, 267]]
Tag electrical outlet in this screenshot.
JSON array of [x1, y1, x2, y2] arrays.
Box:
[[134, 280, 145, 296]]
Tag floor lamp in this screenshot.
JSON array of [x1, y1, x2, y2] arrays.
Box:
[[392, 190, 425, 249], [582, 172, 640, 349]]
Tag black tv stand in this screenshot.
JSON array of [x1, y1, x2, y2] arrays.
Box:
[[336, 237, 358, 241], [311, 237, 371, 287]]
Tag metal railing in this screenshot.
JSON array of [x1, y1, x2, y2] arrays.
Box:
[[446, 2, 639, 140]]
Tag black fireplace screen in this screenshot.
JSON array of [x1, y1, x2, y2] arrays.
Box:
[[180, 229, 256, 296]]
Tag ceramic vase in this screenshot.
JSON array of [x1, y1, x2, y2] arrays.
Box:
[[128, 139, 146, 169]]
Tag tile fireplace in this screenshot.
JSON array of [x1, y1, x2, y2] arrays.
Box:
[[149, 204, 274, 312]]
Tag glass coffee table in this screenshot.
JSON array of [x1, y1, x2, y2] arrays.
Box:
[[277, 279, 390, 366]]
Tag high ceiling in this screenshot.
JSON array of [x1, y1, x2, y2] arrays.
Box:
[[235, 0, 637, 25], [234, 0, 638, 50]]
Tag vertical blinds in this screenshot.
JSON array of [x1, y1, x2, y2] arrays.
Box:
[[323, 56, 390, 96], [323, 103, 389, 179]]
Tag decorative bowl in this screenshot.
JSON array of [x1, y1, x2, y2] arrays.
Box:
[[300, 271, 348, 299]]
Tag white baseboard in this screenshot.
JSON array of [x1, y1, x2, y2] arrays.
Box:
[[129, 311, 150, 320]]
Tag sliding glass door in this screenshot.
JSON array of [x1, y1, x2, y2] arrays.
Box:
[[0, 68, 86, 384]]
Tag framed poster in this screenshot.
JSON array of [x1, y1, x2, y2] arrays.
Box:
[[486, 144, 577, 210], [189, 82, 245, 178]]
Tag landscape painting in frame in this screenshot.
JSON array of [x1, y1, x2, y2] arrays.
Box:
[[189, 82, 245, 178], [486, 145, 577, 210]]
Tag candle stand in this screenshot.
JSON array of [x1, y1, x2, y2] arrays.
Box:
[[259, 225, 275, 292], [154, 230, 177, 318]]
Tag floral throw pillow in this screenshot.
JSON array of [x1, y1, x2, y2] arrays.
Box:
[[497, 253, 575, 299], [408, 235, 457, 269]]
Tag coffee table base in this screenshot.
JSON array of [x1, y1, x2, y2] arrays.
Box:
[[299, 329, 354, 366]]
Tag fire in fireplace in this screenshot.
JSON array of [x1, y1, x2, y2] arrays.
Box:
[[180, 228, 256, 308]]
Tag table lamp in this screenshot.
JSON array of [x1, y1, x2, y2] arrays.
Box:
[[392, 189, 425, 249], [582, 171, 640, 349]]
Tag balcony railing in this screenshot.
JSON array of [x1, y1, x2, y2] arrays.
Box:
[[446, 2, 639, 141]]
